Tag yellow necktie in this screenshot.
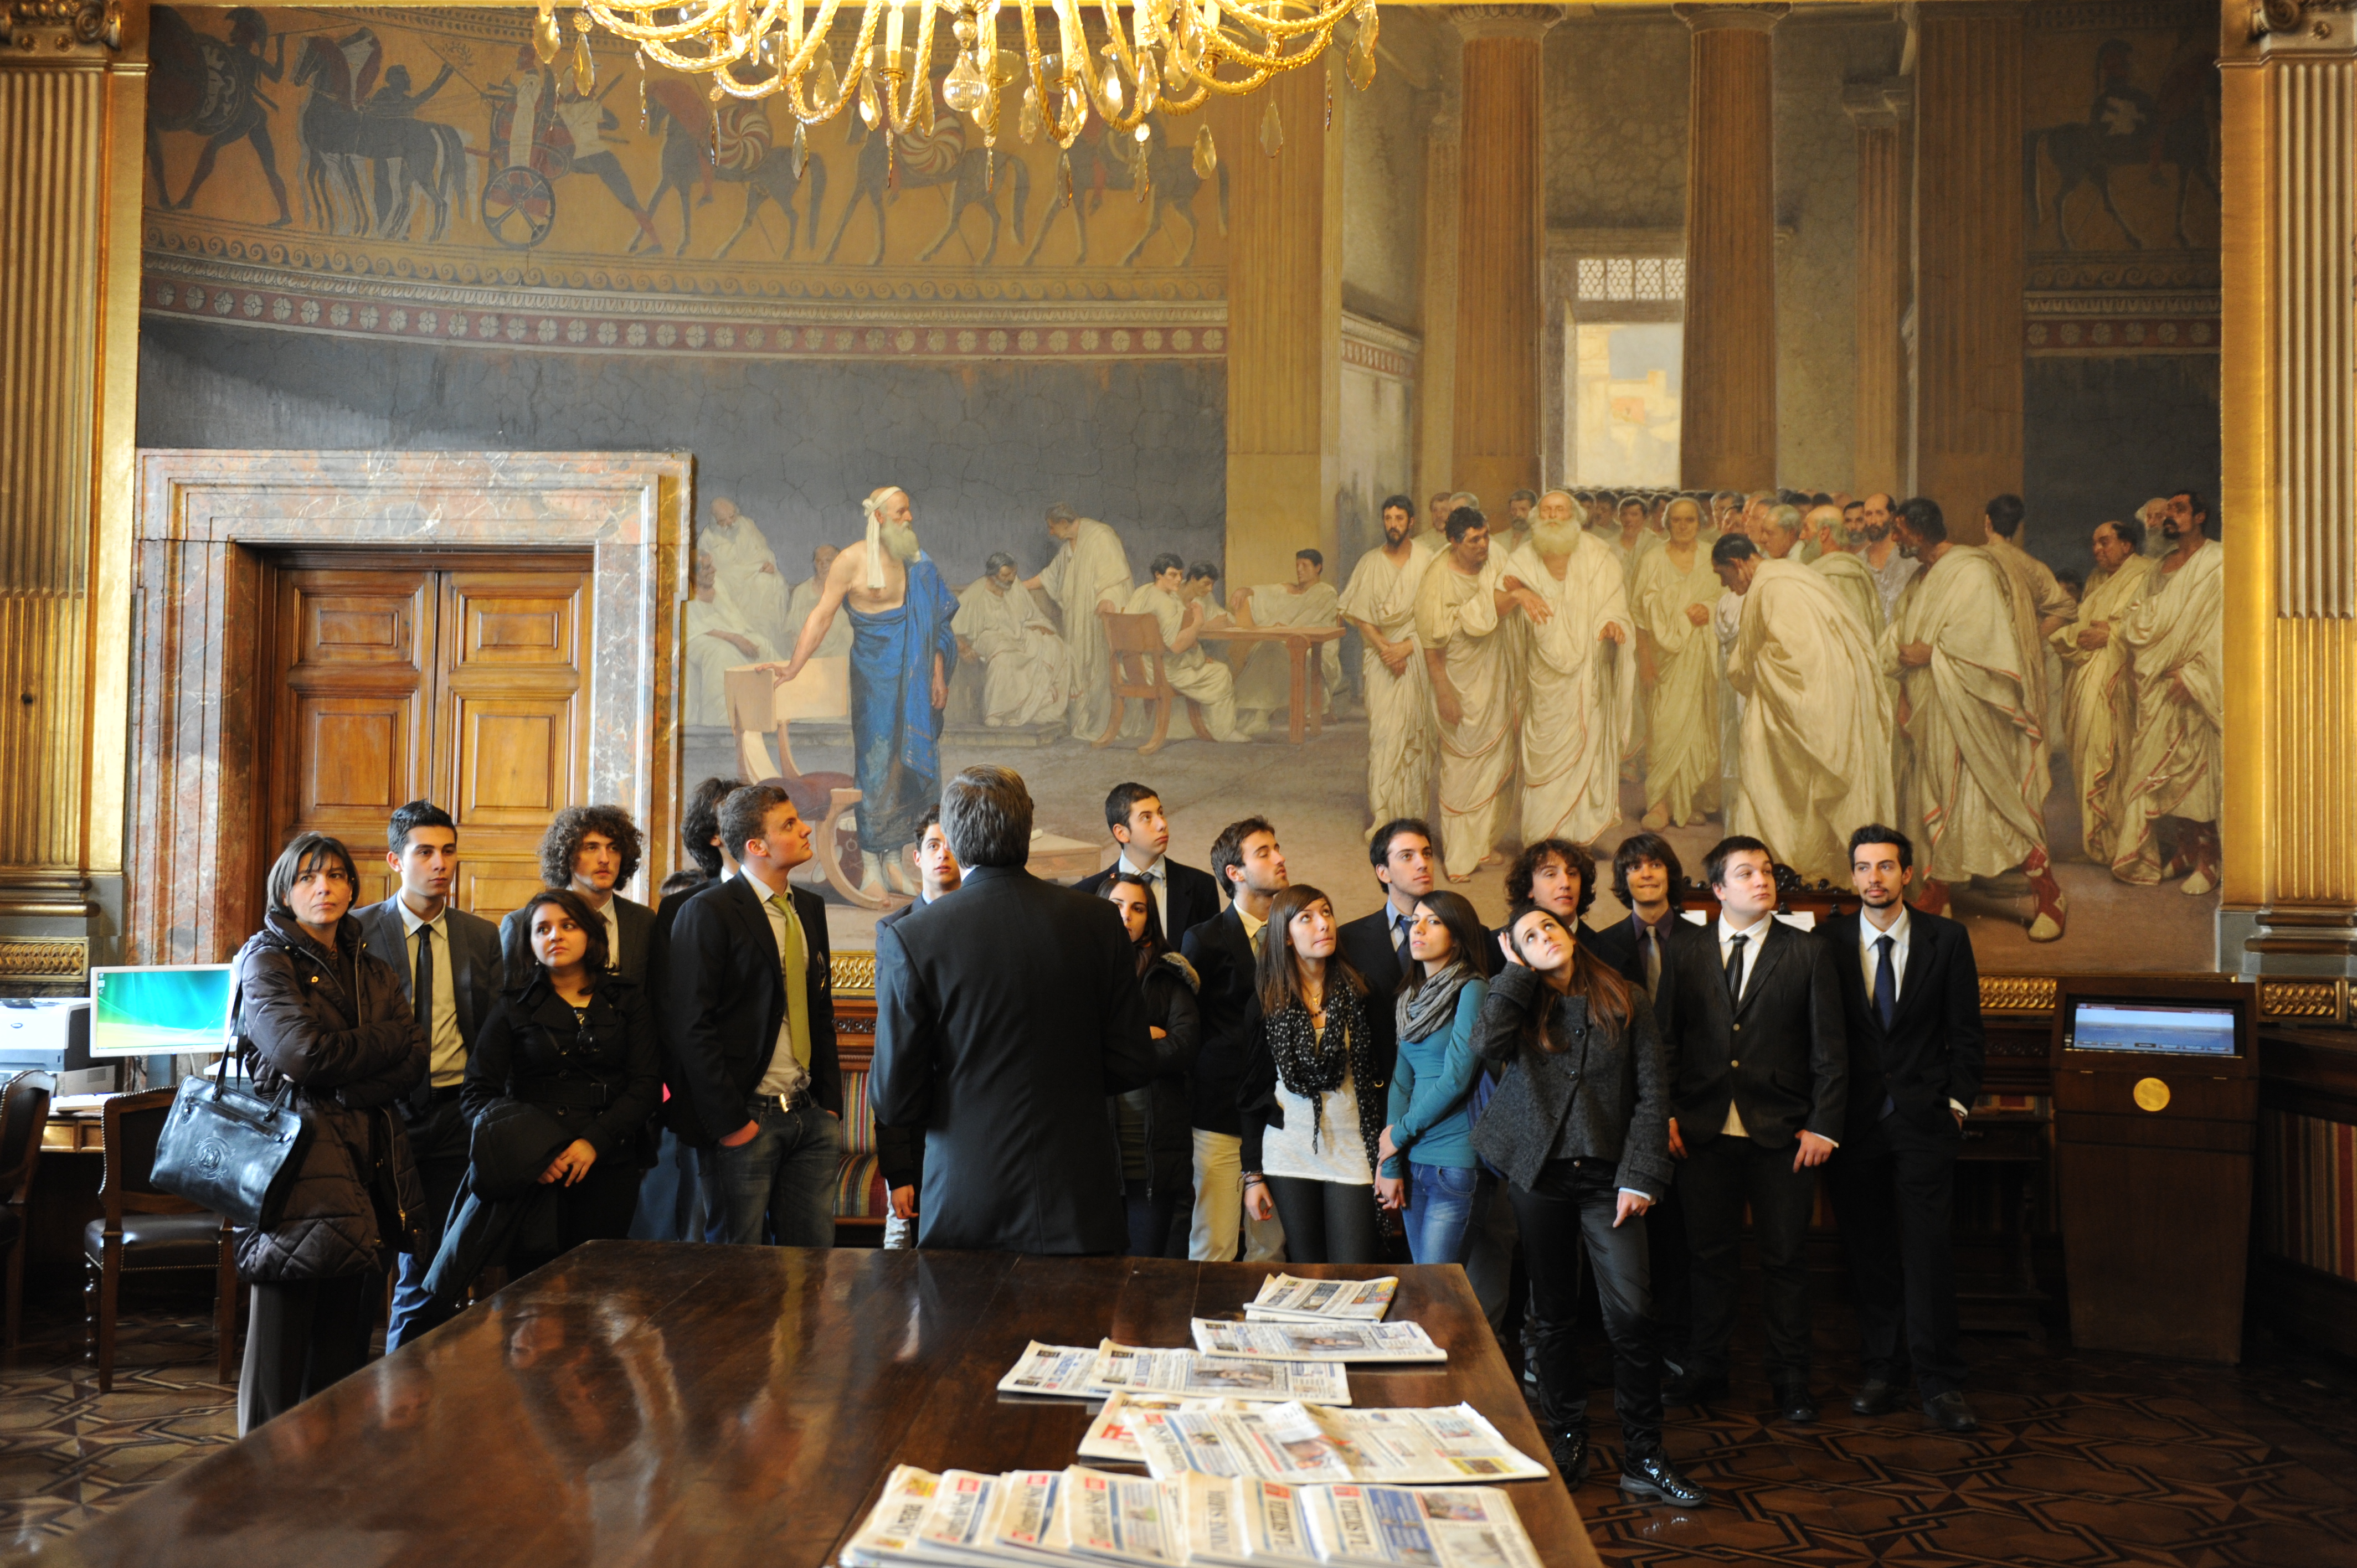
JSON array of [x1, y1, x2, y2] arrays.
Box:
[[771, 893, 811, 1069]]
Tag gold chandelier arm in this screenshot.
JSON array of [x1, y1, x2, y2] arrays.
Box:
[[1206, 0, 1357, 43]]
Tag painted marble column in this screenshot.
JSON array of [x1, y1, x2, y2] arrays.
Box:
[[2220, 0, 2357, 976], [1416, 80, 1462, 509], [1448, 5, 1550, 510], [1911, 2, 2024, 548], [1675, 3, 1783, 494], [1225, 66, 1344, 591], [0, 1, 142, 988], [1844, 78, 1910, 497]]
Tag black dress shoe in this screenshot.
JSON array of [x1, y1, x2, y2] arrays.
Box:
[[1620, 1452, 1710, 1508], [1922, 1391, 1980, 1432], [1549, 1428, 1591, 1487], [1661, 1370, 1729, 1407], [1850, 1379, 1896, 1416], [1773, 1384, 1818, 1423]]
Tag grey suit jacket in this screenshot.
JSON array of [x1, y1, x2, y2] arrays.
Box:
[[352, 896, 505, 1122], [1470, 963, 1674, 1198]]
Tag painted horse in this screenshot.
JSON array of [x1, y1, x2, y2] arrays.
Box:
[[291, 29, 475, 243], [822, 100, 1031, 266], [642, 82, 826, 259], [1022, 114, 1228, 268]]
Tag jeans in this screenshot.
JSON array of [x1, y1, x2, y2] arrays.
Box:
[[1189, 1128, 1286, 1262], [1402, 1161, 1486, 1267], [709, 1100, 842, 1248], [1508, 1158, 1663, 1451], [1263, 1175, 1383, 1265], [1680, 1131, 1819, 1388], [628, 1128, 709, 1243], [1125, 1178, 1183, 1258]]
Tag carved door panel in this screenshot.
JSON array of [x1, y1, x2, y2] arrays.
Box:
[[267, 559, 591, 925]]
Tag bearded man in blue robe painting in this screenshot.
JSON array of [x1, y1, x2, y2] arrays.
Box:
[[774, 485, 959, 900]]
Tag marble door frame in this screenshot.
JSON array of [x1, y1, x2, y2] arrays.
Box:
[[125, 451, 692, 965]]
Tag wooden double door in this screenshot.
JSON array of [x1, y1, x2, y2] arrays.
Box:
[[264, 552, 595, 921]]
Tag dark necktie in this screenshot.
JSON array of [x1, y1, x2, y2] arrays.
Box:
[[1723, 932, 1747, 1005], [1392, 912, 1414, 983], [1639, 921, 1661, 996], [414, 922, 435, 1036], [1874, 934, 1897, 1031]]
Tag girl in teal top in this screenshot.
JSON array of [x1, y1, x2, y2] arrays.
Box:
[[1376, 890, 1494, 1266]]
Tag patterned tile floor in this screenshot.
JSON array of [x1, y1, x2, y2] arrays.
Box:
[[1, 1296, 2353, 1564]]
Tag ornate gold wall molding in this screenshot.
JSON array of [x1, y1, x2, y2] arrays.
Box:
[[0, 935, 88, 995]]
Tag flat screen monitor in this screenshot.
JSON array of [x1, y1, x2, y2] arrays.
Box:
[[2065, 999, 2241, 1058], [87, 965, 236, 1058]]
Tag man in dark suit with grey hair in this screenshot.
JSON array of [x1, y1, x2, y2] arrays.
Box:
[[874, 765, 1157, 1254]]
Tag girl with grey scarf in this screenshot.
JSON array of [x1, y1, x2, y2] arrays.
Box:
[[1375, 890, 1495, 1266]]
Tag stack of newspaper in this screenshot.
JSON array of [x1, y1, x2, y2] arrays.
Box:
[[1190, 1321, 1444, 1365], [1000, 1342, 1353, 1405], [1242, 1277, 1397, 1325], [840, 1464, 1544, 1568], [1078, 1395, 1547, 1487]]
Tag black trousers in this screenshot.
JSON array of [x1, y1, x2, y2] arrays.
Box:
[[239, 1271, 383, 1435], [1508, 1159, 1663, 1451], [1263, 1175, 1383, 1265], [1823, 1110, 1965, 1397], [511, 1162, 644, 1277], [1680, 1131, 1819, 1387], [1645, 1184, 1694, 1368], [1124, 1178, 1184, 1259]]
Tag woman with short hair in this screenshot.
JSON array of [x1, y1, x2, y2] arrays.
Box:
[[232, 832, 428, 1432], [1374, 890, 1493, 1267], [1238, 885, 1391, 1265], [1476, 902, 1704, 1508]]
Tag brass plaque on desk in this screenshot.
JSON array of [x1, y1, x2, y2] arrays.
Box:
[[2133, 1077, 2171, 1112]]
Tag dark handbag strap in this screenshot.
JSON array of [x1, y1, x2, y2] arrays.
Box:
[[215, 977, 297, 1118]]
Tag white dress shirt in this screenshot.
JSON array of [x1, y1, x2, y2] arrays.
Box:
[[396, 898, 464, 1086], [581, 891, 622, 974], [1860, 904, 1968, 1119], [739, 864, 810, 1100], [1118, 849, 1169, 940], [1715, 911, 1771, 1138]]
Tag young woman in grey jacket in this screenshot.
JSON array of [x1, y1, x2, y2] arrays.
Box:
[[1474, 902, 1705, 1509]]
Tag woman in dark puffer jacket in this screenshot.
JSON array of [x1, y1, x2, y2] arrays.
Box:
[[231, 833, 426, 1433], [1098, 873, 1201, 1257]]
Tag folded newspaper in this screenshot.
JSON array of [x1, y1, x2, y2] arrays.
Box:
[[1242, 1276, 1397, 1324], [1080, 1395, 1546, 1487], [1190, 1321, 1445, 1365], [840, 1464, 1543, 1568], [997, 1342, 1352, 1406]]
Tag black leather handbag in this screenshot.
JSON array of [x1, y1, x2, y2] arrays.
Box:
[[152, 1021, 309, 1229]]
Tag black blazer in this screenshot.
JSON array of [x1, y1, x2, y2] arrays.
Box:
[[501, 893, 654, 988], [1817, 908, 1985, 1139], [873, 865, 1156, 1255], [871, 896, 934, 1194], [351, 896, 505, 1123], [1181, 905, 1259, 1136], [1584, 914, 1656, 990], [1076, 858, 1222, 950], [462, 972, 664, 1165], [665, 875, 841, 1147], [1338, 907, 1414, 1071], [1471, 966, 1673, 1198], [1653, 916, 1847, 1151]]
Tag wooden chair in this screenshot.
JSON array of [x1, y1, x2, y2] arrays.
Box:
[[0, 1069, 55, 1354], [83, 1089, 239, 1391], [1095, 610, 1214, 756]]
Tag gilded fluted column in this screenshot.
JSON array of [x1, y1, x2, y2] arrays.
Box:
[[0, 0, 143, 988], [1911, 2, 2023, 548], [1844, 78, 1910, 497], [1416, 82, 1462, 508], [1448, 5, 1550, 509], [1226, 65, 1344, 591], [1675, 3, 1783, 493], [2219, 0, 2357, 975]]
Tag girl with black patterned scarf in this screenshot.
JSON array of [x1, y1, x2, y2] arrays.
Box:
[[1237, 885, 1396, 1263]]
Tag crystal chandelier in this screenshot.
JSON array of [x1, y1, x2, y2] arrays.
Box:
[[549, 0, 1380, 176]]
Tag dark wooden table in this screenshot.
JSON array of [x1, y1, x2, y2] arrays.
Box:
[[20, 1245, 1600, 1568]]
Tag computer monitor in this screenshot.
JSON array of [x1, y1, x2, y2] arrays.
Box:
[[87, 964, 236, 1058], [2063, 998, 2242, 1059]]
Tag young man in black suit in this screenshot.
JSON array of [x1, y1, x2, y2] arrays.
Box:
[[634, 775, 743, 1245], [1588, 832, 1685, 998], [1180, 816, 1290, 1262], [669, 784, 843, 1249], [873, 766, 1156, 1255], [500, 805, 655, 984], [1821, 826, 1985, 1432], [356, 800, 505, 1349], [1075, 782, 1221, 946], [1654, 836, 1848, 1423], [873, 804, 961, 1249], [1336, 818, 1440, 1050]]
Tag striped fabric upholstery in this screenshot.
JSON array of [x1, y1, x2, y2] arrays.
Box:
[[833, 1064, 886, 1221], [2260, 1110, 2357, 1283]]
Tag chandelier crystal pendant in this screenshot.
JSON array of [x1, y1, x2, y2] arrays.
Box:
[[568, 0, 1381, 173]]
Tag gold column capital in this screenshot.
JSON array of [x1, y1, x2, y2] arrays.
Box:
[[0, 0, 122, 61], [1447, 4, 1563, 44], [1673, 3, 1789, 37], [2229, 0, 2357, 61]]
